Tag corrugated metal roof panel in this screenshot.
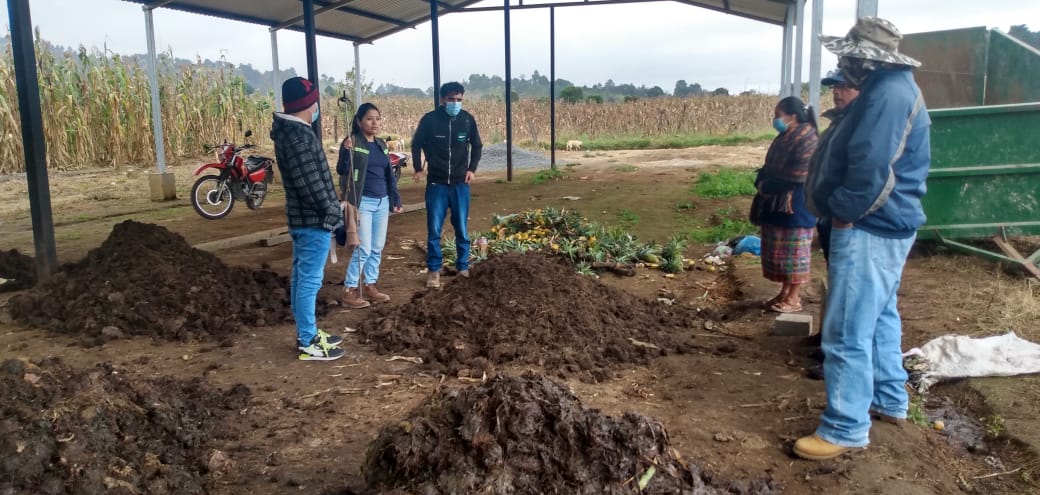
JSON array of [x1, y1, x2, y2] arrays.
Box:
[[123, 0, 789, 43]]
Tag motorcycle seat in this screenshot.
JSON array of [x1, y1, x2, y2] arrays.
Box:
[[245, 156, 269, 171]]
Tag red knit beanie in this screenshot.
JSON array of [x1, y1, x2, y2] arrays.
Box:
[[282, 77, 319, 114]]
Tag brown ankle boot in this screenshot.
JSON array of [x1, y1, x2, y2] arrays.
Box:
[[363, 284, 391, 303], [340, 287, 370, 309]]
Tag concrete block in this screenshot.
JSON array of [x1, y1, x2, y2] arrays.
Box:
[[148, 172, 177, 201], [774, 313, 814, 337]]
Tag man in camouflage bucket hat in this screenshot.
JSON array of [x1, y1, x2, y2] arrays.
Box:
[[820, 17, 921, 68], [796, 17, 931, 461]]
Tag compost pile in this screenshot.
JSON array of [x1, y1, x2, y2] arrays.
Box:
[[0, 357, 250, 495], [0, 249, 36, 292], [362, 372, 780, 495], [361, 252, 702, 381], [7, 220, 318, 344]]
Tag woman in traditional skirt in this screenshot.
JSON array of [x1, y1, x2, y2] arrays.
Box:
[[750, 96, 819, 313]]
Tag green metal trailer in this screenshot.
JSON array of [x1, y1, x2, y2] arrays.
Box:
[[901, 28, 1040, 276], [918, 103, 1040, 276]]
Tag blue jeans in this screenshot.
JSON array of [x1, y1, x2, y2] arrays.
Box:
[[346, 195, 390, 287], [817, 227, 915, 447], [289, 227, 330, 347], [425, 183, 470, 271]]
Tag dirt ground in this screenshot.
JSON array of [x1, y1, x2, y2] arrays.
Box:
[[2, 145, 1039, 494]]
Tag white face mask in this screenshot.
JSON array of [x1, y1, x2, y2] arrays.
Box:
[[311, 107, 320, 123]]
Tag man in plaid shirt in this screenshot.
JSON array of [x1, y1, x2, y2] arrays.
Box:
[[270, 77, 345, 361]]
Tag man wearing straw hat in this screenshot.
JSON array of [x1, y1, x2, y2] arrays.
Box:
[[798, 17, 931, 460]]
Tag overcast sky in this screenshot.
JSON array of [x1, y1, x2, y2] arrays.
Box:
[[2, 0, 1036, 94]]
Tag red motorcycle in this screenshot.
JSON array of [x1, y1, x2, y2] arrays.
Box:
[[388, 151, 409, 182], [191, 130, 275, 219]]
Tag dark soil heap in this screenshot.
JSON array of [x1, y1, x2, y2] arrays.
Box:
[[7, 220, 312, 343], [0, 357, 250, 495], [361, 252, 701, 381], [362, 372, 780, 495], [0, 249, 36, 292]]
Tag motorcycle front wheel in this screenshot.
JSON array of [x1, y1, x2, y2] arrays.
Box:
[[191, 176, 235, 219]]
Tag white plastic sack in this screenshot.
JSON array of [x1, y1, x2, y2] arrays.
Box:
[[905, 332, 1040, 390]]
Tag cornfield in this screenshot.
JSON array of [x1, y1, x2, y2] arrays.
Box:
[[0, 37, 271, 174], [1, 37, 781, 174], [365, 95, 778, 146]]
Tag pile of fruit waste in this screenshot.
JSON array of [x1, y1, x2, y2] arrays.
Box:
[[439, 207, 724, 275]]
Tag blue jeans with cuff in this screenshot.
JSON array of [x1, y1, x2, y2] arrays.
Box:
[[816, 226, 915, 447]]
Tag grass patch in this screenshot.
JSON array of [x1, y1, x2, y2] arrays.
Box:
[[688, 208, 755, 243], [688, 218, 756, 244], [531, 168, 567, 185], [614, 165, 638, 172], [616, 209, 639, 226], [557, 132, 773, 151], [692, 169, 757, 198], [983, 414, 1006, 438]]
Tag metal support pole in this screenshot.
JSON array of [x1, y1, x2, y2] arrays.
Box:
[[303, 0, 321, 137], [8, 0, 56, 279], [504, 0, 513, 181], [780, 4, 793, 96], [856, 0, 878, 18], [549, 6, 556, 169], [430, 0, 442, 109], [270, 29, 281, 110], [794, 0, 805, 98], [144, 7, 167, 174], [808, 0, 823, 114], [353, 43, 363, 108]]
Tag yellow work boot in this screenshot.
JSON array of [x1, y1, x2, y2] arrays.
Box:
[[793, 435, 854, 460]]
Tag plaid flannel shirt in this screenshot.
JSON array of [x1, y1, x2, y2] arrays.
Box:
[[270, 113, 342, 231]]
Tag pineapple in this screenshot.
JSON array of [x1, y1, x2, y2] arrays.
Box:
[[660, 236, 688, 274], [637, 241, 662, 264]]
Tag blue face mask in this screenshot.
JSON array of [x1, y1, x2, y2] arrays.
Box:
[[311, 107, 320, 123], [445, 101, 462, 117], [772, 118, 787, 133]]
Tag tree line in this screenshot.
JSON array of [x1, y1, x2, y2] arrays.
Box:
[[373, 70, 729, 102]]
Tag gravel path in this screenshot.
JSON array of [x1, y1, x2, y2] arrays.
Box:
[[478, 143, 568, 171]]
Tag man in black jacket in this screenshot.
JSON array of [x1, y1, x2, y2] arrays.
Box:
[[270, 76, 345, 361], [411, 82, 483, 288]]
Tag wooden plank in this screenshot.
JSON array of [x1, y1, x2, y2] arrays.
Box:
[[194, 202, 423, 253], [194, 227, 287, 252], [400, 202, 425, 214], [992, 235, 1040, 281], [259, 233, 293, 247]]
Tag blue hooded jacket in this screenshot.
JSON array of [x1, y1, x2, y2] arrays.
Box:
[[806, 69, 931, 239]]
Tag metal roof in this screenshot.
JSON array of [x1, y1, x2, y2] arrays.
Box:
[[122, 0, 790, 45]]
